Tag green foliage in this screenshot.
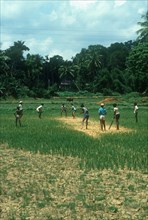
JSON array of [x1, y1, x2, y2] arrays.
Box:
[[102, 88, 113, 96], [125, 92, 140, 98], [126, 42, 148, 93], [1, 11, 147, 98], [136, 11, 148, 42]]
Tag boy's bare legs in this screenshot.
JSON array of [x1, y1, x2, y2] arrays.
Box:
[[100, 119, 106, 131], [86, 118, 88, 129], [82, 118, 85, 128], [103, 120, 106, 131], [135, 112, 138, 122], [116, 119, 119, 130], [19, 119, 21, 127]]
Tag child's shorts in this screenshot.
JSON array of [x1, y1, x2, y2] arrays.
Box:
[[100, 115, 105, 120]]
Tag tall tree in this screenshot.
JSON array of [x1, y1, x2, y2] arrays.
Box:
[[58, 61, 80, 91], [86, 45, 102, 79], [136, 11, 148, 42], [108, 43, 129, 71], [0, 50, 10, 97], [5, 41, 29, 81], [25, 54, 44, 90], [48, 55, 64, 86], [5, 41, 29, 69], [126, 42, 148, 93], [0, 50, 10, 76]]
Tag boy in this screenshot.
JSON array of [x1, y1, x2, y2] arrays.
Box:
[[98, 103, 107, 131], [14, 106, 22, 127], [18, 101, 23, 118], [81, 104, 89, 129], [113, 103, 120, 130], [61, 104, 67, 117], [71, 104, 76, 119], [134, 102, 138, 122], [36, 104, 44, 119]]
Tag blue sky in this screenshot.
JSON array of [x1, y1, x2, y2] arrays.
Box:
[[1, 0, 147, 60]]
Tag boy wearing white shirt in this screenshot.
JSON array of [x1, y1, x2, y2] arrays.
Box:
[[113, 103, 120, 130], [36, 104, 44, 119], [134, 102, 138, 123]]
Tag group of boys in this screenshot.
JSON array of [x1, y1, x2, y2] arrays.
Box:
[[99, 102, 138, 131], [14, 101, 139, 129], [14, 102, 44, 126], [60, 103, 121, 130], [98, 103, 120, 131]]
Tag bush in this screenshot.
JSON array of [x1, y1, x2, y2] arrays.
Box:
[[18, 86, 30, 97], [102, 88, 113, 96], [125, 92, 140, 98], [112, 92, 121, 96], [27, 90, 36, 98]]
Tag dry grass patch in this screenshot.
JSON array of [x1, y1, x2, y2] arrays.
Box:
[[1, 144, 147, 220], [96, 97, 119, 105], [56, 117, 132, 138]]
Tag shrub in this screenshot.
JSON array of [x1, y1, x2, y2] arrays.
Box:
[[102, 88, 113, 96]]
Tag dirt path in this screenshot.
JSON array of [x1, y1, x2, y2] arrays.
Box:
[[56, 117, 132, 138]]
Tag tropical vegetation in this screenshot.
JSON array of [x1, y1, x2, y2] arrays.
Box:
[[0, 11, 147, 98]]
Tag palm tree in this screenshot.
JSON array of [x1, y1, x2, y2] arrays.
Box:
[[0, 51, 10, 76], [136, 11, 148, 42], [58, 61, 81, 91]]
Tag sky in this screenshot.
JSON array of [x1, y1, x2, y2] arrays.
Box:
[[1, 0, 148, 60]]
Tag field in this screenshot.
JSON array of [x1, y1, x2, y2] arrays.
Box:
[[0, 96, 148, 220]]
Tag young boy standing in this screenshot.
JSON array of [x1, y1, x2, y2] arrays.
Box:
[[71, 104, 76, 119], [113, 103, 120, 130], [81, 104, 89, 129], [98, 103, 107, 131], [134, 102, 138, 122], [61, 104, 67, 117], [14, 106, 22, 127]]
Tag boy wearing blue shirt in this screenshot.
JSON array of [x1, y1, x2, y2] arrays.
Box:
[[98, 103, 107, 131]]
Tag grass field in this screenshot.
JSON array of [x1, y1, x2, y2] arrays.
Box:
[[0, 96, 148, 219]]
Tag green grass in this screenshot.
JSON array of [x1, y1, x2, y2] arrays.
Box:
[[0, 97, 148, 171], [0, 95, 148, 219]]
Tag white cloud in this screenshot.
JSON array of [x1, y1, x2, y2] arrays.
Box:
[[1, 1, 23, 18], [61, 13, 76, 26], [25, 37, 53, 55], [114, 0, 127, 8], [48, 48, 75, 60], [49, 10, 58, 21], [1, 35, 13, 50], [70, 0, 96, 10], [138, 8, 146, 15], [1, 0, 147, 60], [120, 24, 139, 39]]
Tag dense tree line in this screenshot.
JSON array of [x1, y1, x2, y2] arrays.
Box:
[[0, 12, 148, 98]]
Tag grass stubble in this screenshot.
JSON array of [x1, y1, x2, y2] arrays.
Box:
[[0, 140, 148, 219]]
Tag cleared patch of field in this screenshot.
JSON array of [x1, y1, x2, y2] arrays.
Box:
[[1, 144, 147, 220], [56, 117, 132, 138]]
